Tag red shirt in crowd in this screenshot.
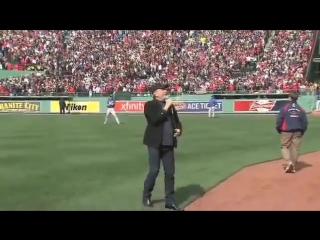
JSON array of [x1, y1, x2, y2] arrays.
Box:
[[68, 86, 75, 93]]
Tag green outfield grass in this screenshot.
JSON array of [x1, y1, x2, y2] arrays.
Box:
[[0, 114, 319, 210]]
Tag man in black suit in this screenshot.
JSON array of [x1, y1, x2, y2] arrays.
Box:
[[59, 98, 66, 114], [142, 83, 183, 211]]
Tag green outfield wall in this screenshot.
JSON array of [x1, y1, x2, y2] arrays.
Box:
[[0, 95, 314, 114]]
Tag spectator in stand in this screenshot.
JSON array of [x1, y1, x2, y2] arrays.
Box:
[[248, 30, 314, 93], [0, 30, 315, 96]]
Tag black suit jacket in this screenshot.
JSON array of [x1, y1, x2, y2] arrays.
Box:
[[59, 99, 66, 108], [143, 99, 182, 149]]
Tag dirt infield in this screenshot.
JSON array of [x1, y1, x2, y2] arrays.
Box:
[[312, 111, 320, 117], [186, 152, 320, 211]]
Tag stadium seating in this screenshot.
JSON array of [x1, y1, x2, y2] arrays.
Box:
[[0, 30, 315, 96]]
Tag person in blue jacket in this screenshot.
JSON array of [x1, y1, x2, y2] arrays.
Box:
[[276, 91, 308, 173], [208, 95, 217, 118]]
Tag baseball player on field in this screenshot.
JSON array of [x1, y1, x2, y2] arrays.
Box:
[[316, 92, 320, 111], [208, 95, 217, 118], [104, 94, 120, 124]]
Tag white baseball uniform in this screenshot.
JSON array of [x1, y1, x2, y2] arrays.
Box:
[[104, 98, 120, 124]]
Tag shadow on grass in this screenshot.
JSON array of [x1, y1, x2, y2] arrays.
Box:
[[176, 184, 206, 205], [152, 184, 206, 207]]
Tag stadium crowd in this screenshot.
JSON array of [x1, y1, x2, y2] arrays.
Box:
[[0, 30, 316, 96]]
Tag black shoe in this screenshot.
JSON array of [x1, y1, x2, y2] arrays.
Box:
[[142, 198, 153, 207], [165, 203, 184, 211]]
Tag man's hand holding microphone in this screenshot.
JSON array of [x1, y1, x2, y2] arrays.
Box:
[[163, 98, 181, 137], [163, 98, 173, 111]]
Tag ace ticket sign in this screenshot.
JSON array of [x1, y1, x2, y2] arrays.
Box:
[[173, 101, 223, 113]]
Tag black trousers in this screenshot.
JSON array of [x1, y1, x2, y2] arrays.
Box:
[[60, 107, 65, 114], [143, 146, 176, 204]]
